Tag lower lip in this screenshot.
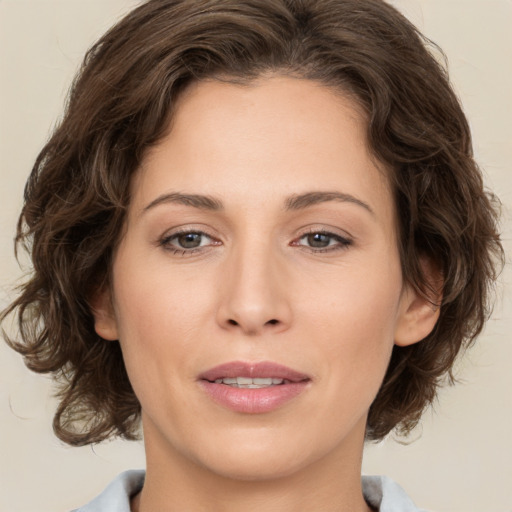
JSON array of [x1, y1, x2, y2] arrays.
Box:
[[199, 381, 309, 413]]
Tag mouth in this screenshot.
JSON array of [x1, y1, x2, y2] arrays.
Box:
[[210, 376, 289, 388], [198, 361, 311, 413]]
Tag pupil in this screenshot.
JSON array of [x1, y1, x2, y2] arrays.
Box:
[[179, 233, 201, 248], [308, 233, 329, 248]]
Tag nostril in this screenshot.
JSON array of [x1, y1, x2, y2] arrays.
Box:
[[225, 318, 280, 329]]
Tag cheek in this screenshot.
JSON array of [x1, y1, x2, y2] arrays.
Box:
[[112, 240, 212, 338], [109, 256, 238, 429], [305, 259, 402, 336], [109, 248, 212, 394], [300, 254, 403, 381]]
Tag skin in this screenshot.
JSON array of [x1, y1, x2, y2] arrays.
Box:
[[94, 76, 439, 512]]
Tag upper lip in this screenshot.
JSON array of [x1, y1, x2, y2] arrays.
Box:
[[199, 361, 310, 383]]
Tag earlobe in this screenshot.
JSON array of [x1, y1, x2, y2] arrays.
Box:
[[394, 261, 443, 347], [90, 287, 119, 341]]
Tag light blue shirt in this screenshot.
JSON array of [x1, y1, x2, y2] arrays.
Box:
[[73, 470, 427, 511]]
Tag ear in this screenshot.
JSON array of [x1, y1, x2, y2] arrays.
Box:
[[394, 259, 442, 347], [90, 286, 119, 341]]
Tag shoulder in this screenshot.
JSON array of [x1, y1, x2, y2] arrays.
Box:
[[71, 470, 145, 512], [362, 475, 430, 512]]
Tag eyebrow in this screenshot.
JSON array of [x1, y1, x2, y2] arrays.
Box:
[[142, 190, 374, 216], [284, 191, 375, 216], [142, 192, 223, 213]]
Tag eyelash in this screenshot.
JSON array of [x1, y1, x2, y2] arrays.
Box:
[[293, 229, 353, 253], [158, 229, 218, 256], [158, 228, 352, 256]]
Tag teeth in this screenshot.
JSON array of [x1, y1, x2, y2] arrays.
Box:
[[253, 378, 272, 385], [213, 377, 285, 387]]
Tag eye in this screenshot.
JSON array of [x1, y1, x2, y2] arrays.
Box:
[[174, 232, 208, 249], [159, 230, 218, 253], [294, 231, 352, 252]]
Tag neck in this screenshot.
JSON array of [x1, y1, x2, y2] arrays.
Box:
[[133, 416, 372, 512]]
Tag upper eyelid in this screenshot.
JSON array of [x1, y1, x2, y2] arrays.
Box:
[[299, 231, 349, 241], [296, 226, 353, 240], [168, 230, 212, 240], [160, 226, 217, 240], [163, 231, 214, 244]]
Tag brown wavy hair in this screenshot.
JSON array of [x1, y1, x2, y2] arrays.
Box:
[[2, 0, 503, 446]]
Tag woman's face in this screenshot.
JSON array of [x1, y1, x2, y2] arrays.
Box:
[[95, 76, 431, 480]]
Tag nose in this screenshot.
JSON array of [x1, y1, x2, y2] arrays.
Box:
[[216, 241, 292, 336]]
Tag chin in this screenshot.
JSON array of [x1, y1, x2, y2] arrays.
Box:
[[201, 450, 311, 482], [184, 426, 330, 482]]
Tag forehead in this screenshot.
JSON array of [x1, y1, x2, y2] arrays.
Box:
[[134, 76, 393, 224]]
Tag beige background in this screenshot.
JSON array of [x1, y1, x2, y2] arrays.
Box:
[[0, 1, 510, 511]]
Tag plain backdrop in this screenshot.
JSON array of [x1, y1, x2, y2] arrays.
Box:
[[0, 1, 511, 511]]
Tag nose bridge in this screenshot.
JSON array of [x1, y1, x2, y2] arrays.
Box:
[[217, 231, 291, 334]]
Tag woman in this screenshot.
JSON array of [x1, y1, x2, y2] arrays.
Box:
[[1, 1, 503, 511]]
